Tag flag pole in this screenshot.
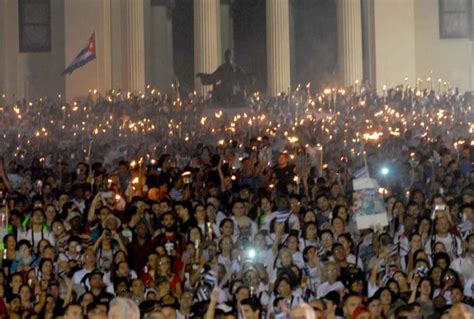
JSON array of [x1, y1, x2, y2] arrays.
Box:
[[94, 31, 99, 95]]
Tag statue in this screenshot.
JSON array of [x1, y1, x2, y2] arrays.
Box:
[[196, 49, 252, 107]]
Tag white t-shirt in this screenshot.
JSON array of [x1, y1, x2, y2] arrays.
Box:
[[316, 281, 345, 299], [425, 234, 462, 257], [266, 211, 301, 232], [450, 255, 474, 282], [20, 228, 56, 249]]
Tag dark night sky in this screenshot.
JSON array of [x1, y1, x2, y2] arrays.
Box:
[[172, 0, 337, 93]]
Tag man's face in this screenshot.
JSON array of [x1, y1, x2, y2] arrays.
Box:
[[136, 223, 148, 238], [436, 216, 450, 233], [278, 154, 288, 167], [233, 202, 245, 217], [71, 216, 82, 229], [333, 246, 346, 262], [160, 202, 171, 213], [59, 194, 70, 206], [32, 210, 44, 224], [408, 204, 420, 219], [65, 304, 83, 319], [327, 263, 338, 282], [175, 205, 186, 219], [241, 305, 259, 319], [317, 197, 329, 211], [90, 274, 103, 289], [10, 214, 22, 227], [136, 201, 146, 213], [46, 205, 56, 219], [343, 296, 362, 318], [290, 198, 300, 212], [119, 164, 128, 175], [162, 214, 175, 228]]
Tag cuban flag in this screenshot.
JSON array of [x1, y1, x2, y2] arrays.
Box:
[[62, 32, 96, 76]]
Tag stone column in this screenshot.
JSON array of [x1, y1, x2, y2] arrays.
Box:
[[149, 0, 175, 91], [266, 0, 291, 96], [220, 0, 234, 57], [337, 0, 363, 88], [123, 0, 146, 93], [194, 0, 220, 96]]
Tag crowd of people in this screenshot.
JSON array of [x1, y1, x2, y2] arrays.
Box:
[[0, 82, 472, 319]]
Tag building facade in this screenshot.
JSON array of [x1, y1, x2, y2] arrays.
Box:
[[0, 0, 473, 103]]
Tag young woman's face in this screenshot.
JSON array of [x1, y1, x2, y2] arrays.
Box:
[[368, 299, 382, 317], [254, 234, 266, 248], [189, 228, 201, 242], [19, 244, 31, 258], [332, 218, 344, 233], [6, 236, 16, 250], [410, 234, 422, 251], [236, 287, 249, 302], [277, 280, 291, 297], [158, 256, 171, 273], [337, 207, 348, 221], [81, 293, 94, 308], [394, 202, 405, 214], [351, 280, 364, 294], [206, 205, 217, 221], [380, 289, 392, 305], [287, 236, 298, 251], [114, 251, 126, 264], [261, 198, 272, 213], [388, 281, 399, 294], [451, 288, 463, 304], [41, 261, 53, 275], [338, 236, 351, 253], [221, 221, 234, 236], [393, 272, 407, 288], [321, 233, 333, 248], [221, 236, 233, 252], [280, 251, 293, 267], [419, 219, 431, 232], [420, 279, 431, 296], [304, 212, 316, 223], [45, 205, 57, 220], [118, 262, 130, 276], [52, 222, 65, 236], [306, 224, 317, 240], [194, 205, 206, 221], [147, 254, 158, 269], [39, 240, 50, 253], [68, 241, 80, 255], [431, 267, 442, 282], [20, 286, 31, 302]]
